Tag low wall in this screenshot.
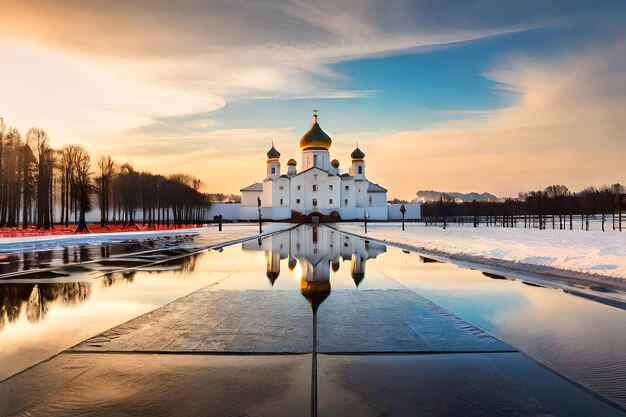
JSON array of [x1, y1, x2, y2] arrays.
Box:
[[388, 203, 421, 220]]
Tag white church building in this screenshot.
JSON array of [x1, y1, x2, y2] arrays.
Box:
[[240, 113, 389, 221]]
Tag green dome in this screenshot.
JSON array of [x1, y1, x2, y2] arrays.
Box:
[[267, 144, 280, 159], [300, 114, 332, 151], [351, 147, 365, 159]]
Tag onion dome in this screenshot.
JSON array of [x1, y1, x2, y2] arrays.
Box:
[[288, 256, 297, 270], [300, 278, 331, 314], [267, 144, 280, 159], [300, 112, 332, 151], [331, 159, 340, 168], [287, 158, 297, 166], [351, 146, 365, 160], [266, 271, 279, 286], [352, 272, 365, 287]]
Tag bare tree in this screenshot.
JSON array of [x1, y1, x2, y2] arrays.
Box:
[[72, 147, 93, 232], [27, 129, 55, 229], [96, 155, 115, 227]]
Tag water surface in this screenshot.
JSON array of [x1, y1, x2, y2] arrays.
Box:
[[1, 225, 625, 409]]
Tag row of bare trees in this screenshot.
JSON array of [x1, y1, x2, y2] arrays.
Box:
[[0, 119, 212, 232], [423, 183, 625, 231]]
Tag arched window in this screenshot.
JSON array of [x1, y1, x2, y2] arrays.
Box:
[[312, 184, 318, 192]]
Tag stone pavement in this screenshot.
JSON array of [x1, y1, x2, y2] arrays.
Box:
[[1, 285, 624, 416], [70, 289, 512, 354]]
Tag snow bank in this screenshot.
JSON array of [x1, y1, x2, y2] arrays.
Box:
[[337, 222, 626, 280], [0, 223, 292, 253]]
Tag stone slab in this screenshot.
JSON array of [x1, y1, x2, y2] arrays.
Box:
[[71, 289, 313, 353], [0, 353, 310, 417], [317, 289, 513, 352], [71, 288, 512, 354], [317, 353, 626, 417]]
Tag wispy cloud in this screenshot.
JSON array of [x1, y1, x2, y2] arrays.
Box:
[[0, 0, 624, 198]]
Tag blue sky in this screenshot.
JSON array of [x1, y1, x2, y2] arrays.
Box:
[[1, 0, 625, 198]]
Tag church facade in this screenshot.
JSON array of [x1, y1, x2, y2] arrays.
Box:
[[240, 113, 388, 221]]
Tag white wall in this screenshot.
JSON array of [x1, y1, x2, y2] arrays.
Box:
[[206, 203, 240, 220], [388, 203, 421, 220], [369, 192, 387, 207], [290, 168, 341, 213], [339, 206, 387, 221], [241, 190, 262, 206]]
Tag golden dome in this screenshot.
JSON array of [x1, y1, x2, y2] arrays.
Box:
[[300, 113, 332, 151], [287, 158, 297, 166], [331, 159, 340, 168]]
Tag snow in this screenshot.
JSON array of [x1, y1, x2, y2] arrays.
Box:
[[0, 223, 293, 253], [336, 222, 626, 280]]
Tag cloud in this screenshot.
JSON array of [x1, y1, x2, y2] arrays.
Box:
[[364, 42, 626, 197], [0, 0, 552, 142], [1, 0, 624, 198]]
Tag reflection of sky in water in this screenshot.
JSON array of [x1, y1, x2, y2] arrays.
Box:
[[1, 226, 625, 406]]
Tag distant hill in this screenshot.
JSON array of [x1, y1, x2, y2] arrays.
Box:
[[413, 190, 499, 203]]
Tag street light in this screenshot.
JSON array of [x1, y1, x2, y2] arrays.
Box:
[[257, 196, 263, 234], [400, 203, 407, 231]]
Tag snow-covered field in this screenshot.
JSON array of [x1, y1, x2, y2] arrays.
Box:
[[0, 223, 293, 253], [337, 222, 626, 281]]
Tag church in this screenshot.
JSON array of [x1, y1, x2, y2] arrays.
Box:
[[240, 112, 388, 221]]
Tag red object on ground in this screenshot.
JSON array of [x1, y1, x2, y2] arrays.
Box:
[[0, 224, 207, 238]]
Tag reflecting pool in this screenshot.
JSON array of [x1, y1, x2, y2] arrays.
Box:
[[0, 225, 625, 410]]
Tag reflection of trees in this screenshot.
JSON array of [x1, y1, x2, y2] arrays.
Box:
[[102, 271, 137, 288], [175, 252, 200, 274], [0, 282, 92, 330], [100, 252, 202, 288]]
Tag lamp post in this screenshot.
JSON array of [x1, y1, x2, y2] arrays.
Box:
[[257, 196, 263, 234], [364, 210, 369, 234], [400, 203, 407, 231]]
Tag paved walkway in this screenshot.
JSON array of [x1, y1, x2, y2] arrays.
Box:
[[1, 285, 623, 416]]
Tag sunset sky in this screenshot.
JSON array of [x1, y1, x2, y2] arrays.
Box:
[[1, 0, 625, 199]]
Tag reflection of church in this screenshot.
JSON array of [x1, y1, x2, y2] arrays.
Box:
[[240, 112, 388, 221], [242, 225, 386, 292]]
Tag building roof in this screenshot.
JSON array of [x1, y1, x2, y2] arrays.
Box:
[[367, 181, 388, 193], [300, 113, 332, 151], [240, 182, 263, 192]]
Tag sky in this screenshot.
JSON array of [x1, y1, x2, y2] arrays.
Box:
[[0, 0, 625, 199]]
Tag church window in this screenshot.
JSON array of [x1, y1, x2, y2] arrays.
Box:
[[280, 198, 283, 205], [279, 186, 284, 190], [314, 155, 318, 166], [297, 185, 301, 190], [369, 196, 372, 205], [329, 185, 333, 190], [329, 199, 333, 204], [358, 165, 363, 175], [345, 185, 349, 191], [312, 184, 318, 192], [271, 167, 276, 174], [313, 198, 318, 206], [296, 199, 301, 204], [344, 199, 348, 205]]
